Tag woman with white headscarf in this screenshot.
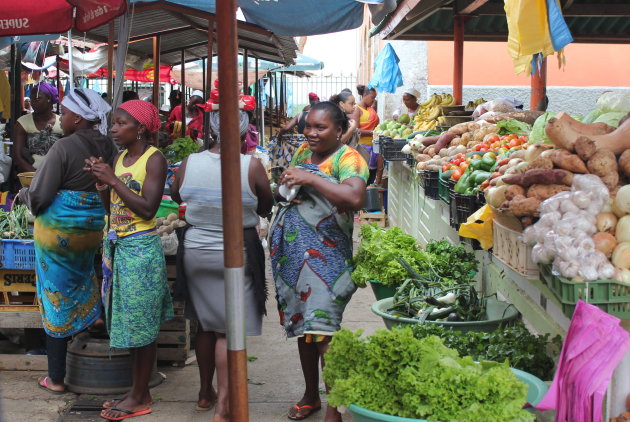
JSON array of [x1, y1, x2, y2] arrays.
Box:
[[19, 88, 118, 394], [171, 110, 272, 418], [392, 87, 421, 121]]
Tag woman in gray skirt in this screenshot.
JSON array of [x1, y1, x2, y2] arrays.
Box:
[[171, 110, 273, 422]]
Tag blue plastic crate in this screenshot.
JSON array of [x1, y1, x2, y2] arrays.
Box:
[[0, 239, 36, 270]]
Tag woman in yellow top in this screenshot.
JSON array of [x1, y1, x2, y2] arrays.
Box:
[[13, 82, 63, 172], [352, 84, 383, 185], [85, 100, 173, 421]]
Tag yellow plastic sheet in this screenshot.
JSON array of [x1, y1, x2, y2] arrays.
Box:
[[459, 204, 494, 250], [505, 0, 555, 74]]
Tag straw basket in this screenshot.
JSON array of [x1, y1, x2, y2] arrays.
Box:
[[17, 172, 35, 187]]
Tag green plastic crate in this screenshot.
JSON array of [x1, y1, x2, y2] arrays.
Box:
[[438, 170, 450, 204], [539, 264, 630, 318], [157, 199, 179, 218]]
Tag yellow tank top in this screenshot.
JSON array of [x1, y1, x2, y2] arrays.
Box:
[[110, 146, 160, 237]]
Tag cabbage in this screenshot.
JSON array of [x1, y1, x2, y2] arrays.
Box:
[[529, 112, 556, 144], [596, 91, 630, 113], [594, 111, 626, 128], [582, 109, 603, 124]]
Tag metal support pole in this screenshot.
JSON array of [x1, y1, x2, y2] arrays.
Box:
[[107, 22, 115, 105], [67, 30, 74, 90], [152, 36, 160, 110], [181, 49, 186, 137], [207, 19, 214, 92], [202, 57, 206, 96], [56, 56, 61, 113], [216, 1, 249, 421], [254, 57, 260, 138], [453, 15, 465, 105], [243, 49, 249, 95], [530, 58, 547, 110]]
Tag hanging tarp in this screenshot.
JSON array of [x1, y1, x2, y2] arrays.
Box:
[[0, 0, 127, 36], [367, 43, 403, 94], [129, 0, 396, 36], [89, 66, 176, 84], [505, 0, 573, 74]]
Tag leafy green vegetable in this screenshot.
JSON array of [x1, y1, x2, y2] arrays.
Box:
[[425, 239, 478, 285], [351, 225, 429, 288], [323, 328, 533, 421], [594, 111, 626, 128], [411, 323, 561, 380], [529, 112, 556, 144], [0, 205, 32, 239], [160, 136, 200, 164], [496, 120, 532, 136]]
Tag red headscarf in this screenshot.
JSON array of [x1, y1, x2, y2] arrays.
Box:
[[117, 100, 161, 134]]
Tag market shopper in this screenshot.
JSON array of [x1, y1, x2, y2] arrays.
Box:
[[270, 101, 368, 422], [12, 82, 63, 172], [352, 84, 383, 185], [392, 87, 421, 121], [329, 89, 360, 146], [166, 90, 205, 139], [278, 92, 320, 136], [171, 109, 272, 421], [84, 99, 173, 421], [19, 88, 117, 394]]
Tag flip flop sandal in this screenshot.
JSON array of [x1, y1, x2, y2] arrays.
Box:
[[287, 403, 322, 421], [195, 402, 215, 412], [100, 407, 152, 421], [37, 376, 66, 395], [103, 399, 154, 409]]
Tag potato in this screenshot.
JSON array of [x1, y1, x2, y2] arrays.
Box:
[[167, 213, 179, 222], [460, 132, 472, 145], [415, 154, 431, 163], [448, 123, 469, 135], [509, 150, 526, 160], [509, 195, 541, 217], [528, 154, 553, 170], [439, 148, 450, 157], [157, 226, 168, 235], [449, 137, 462, 146], [156, 217, 165, 227], [587, 149, 617, 177], [466, 121, 480, 132], [499, 165, 508, 175], [505, 185, 526, 201], [467, 141, 479, 149], [425, 146, 437, 157], [526, 184, 571, 201], [600, 173, 620, 191], [619, 150, 630, 178], [177, 219, 187, 228], [551, 149, 589, 173], [575, 136, 597, 161]]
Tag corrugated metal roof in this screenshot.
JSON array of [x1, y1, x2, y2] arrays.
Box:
[[379, 0, 630, 43], [83, 2, 297, 65]]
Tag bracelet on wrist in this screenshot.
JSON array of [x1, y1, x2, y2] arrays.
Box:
[[96, 183, 109, 192]]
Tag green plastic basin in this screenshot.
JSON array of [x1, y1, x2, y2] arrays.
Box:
[[369, 281, 397, 300], [348, 368, 547, 422], [156, 199, 179, 218], [371, 297, 519, 333]]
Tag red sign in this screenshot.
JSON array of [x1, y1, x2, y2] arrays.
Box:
[[89, 66, 176, 84]]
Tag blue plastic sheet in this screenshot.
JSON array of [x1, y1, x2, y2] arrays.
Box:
[[367, 43, 403, 94], [546, 0, 573, 51]]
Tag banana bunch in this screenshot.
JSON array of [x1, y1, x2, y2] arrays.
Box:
[[465, 98, 486, 110], [420, 93, 455, 108], [171, 121, 183, 138], [413, 120, 438, 131]]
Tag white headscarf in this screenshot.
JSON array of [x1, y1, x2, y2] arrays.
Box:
[[61, 88, 112, 135], [208, 111, 249, 144], [403, 87, 421, 101]]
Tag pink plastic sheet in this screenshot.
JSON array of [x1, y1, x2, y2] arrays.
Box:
[[536, 300, 630, 422]]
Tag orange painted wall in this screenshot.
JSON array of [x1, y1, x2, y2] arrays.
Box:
[[428, 41, 630, 87]]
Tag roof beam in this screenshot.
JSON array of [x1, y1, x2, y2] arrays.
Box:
[[476, 3, 630, 16], [384, 0, 452, 40], [379, 0, 423, 39], [457, 0, 490, 14]]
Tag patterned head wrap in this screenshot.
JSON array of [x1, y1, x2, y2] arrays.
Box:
[[62, 88, 112, 135], [117, 100, 161, 134], [32, 82, 59, 105], [208, 110, 249, 144]]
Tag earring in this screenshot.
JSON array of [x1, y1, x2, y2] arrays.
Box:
[[137, 132, 142, 141]]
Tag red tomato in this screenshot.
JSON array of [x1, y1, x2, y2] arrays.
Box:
[[452, 169, 463, 181], [489, 135, 500, 144], [442, 163, 450, 172], [474, 144, 482, 151], [519, 135, 528, 142], [459, 162, 469, 171], [479, 144, 489, 151], [509, 139, 519, 148]]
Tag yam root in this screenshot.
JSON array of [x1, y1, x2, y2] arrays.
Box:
[[556, 169, 574, 186], [528, 154, 553, 170], [422, 135, 441, 147], [545, 112, 619, 152], [448, 123, 468, 135], [415, 154, 431, 163], [551, 149, 589, 173], [587, 149, 617, 177], [619, 150, 630, 178], [509, 195, 541, 217], [600, 173, 620, 191], [575, 136, 597, 161], [503, 169, 570, 187], [526, 184, 570, 201], [425, 146, 437, 157], [505, 185, 526, 201]]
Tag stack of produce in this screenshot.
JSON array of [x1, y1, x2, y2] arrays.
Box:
[[412, 93, 455, 131], [466, 97, 487, 110], [374, 118, 414, 139], [156, 213, 186, 255], [0, 206, 33, 239], [323, 328, 534, 422]]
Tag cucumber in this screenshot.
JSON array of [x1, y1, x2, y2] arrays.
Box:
[[407, 130, 424, 139]]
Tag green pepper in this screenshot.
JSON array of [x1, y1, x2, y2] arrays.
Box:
[[469, 158, 483, 170], [454, 172, 470, 193], [471, 170, 492, 185], [480, 153, 496, 171]]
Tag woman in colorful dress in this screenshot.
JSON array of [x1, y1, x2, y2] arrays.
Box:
[[13, 82, 63, 172], [352, 84, 382, 185], [85, 100, 173, 421], [171, 110, 273, 421], [270, 101, 368, 421], [20, 88, 116, 394], [167, 90, 205, 140]]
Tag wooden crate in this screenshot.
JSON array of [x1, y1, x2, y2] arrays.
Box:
[[0, 269, 39, 312], [157, 299, 190, 366], [359, 211, 387, 228]]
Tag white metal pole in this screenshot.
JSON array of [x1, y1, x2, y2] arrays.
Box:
[[67, 30, 74, 90]]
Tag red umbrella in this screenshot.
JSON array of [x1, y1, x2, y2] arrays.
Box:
[[0, 0, 127, 36]]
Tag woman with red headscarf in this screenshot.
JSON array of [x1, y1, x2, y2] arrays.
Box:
[[85, 100, 173, 421]]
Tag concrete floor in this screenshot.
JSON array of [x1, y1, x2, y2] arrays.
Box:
[[0, 285, 383, 422]]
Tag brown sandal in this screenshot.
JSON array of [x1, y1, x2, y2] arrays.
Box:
[[287, 402, 322, 420]]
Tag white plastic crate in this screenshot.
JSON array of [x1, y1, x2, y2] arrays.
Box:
[[492, 219, 538, 278]]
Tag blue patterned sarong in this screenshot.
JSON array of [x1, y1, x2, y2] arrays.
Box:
[[269, 164, 357, 338], [34, 190, 105, 338]]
